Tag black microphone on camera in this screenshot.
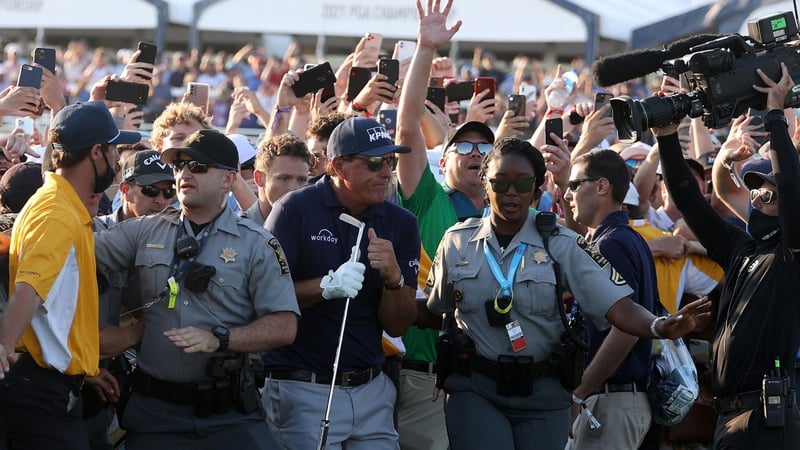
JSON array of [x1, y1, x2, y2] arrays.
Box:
[[592, 34, 723, 87]]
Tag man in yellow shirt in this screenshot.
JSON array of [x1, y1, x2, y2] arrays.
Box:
[[0, 101, 140, 449]]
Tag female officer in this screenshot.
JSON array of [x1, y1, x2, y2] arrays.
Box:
[[425, 137, 708, 449]]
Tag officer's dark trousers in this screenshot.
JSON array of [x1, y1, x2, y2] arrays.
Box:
[[0, 355, 89, 450], [714, 405, 800, 449]]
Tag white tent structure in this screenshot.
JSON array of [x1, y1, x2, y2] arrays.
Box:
[[0, 0, 160, 29]]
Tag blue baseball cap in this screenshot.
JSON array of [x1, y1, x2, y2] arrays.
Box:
[[51, 101, 141, 151], [327, 117, 411, 159], [742, 158, 775, 190]]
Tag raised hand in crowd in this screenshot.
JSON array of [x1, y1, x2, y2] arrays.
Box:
[[0, 133, 38, 163], [495, 109, 529, 140], [0, 86, 39, 118], [122, 104, 144, 130], [265, 69, 307, 140], [570, 102, 615, 162], [463, 87, 495, 123], [121, 49, 156, 86], [352, 34, 380, 69], [352, 73, 398, 113], [37, 63, 66, 114], [430, 56, 456, 78], [225, 99, 249, 134], [309, 89, 339, 123]]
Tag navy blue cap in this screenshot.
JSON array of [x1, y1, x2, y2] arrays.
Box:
[[51, 101, 141, 151], [742, 158, 775, 189], [327, 117, 411, 159]]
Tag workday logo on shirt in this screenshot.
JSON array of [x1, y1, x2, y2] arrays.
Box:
[[310, 229, 339, 244]]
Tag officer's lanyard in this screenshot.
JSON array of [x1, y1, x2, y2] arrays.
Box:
[[159, 217, 215, 309], [483, 239, 526, 314]]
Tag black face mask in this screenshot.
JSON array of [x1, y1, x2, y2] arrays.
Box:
[[748, 208, 781, 242], [92, 148, 115, 194]]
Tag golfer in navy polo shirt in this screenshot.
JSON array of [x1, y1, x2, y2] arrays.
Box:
[[263, 117, 420, 449]]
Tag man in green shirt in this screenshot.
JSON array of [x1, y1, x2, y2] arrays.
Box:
[[394, 2, 492, 448]]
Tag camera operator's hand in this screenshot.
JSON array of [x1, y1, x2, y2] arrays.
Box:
[[754, 62, 795, 111], [650, 122, 680, 137]]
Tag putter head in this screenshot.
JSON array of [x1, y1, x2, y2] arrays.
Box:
[[339, 213, 364, 230]]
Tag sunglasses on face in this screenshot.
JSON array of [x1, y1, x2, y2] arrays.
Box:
[[448, 142, 493, 155], [750, 188, 777, 204], [567, 177, 600, 192], [137, 183, 176, 199], [488, 177, 536, 194], [172, 160, 236, 174], [351, 155, 398, 172]]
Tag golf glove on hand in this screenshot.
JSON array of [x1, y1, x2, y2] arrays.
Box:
[[320, 261, 366, 299]]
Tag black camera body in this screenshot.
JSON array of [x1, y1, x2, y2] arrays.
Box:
[[611, 11, 800, 142]]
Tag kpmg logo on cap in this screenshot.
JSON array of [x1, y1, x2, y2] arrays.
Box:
[[366, 126, 391, 142], [310, 229, 339, 244]]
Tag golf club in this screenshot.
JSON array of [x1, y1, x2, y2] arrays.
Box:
[[316, 213, 366, 450]]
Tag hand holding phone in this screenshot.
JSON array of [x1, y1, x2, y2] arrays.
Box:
[[378, 59, 399, 87], [136, 41, 158, 80], [474, 77, 496, 100], [426, 87, 446, 113], [105, 80, 150, 106], [508, 94, 526, 117], [33, 48, 56, 74], [347, 67, 372, 103], [292, 62, 337, 98], [545, 118, 563, 146], [594, 93, 613, 118], [185, 82, 211, 114]]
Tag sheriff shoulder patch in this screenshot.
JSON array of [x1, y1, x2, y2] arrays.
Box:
[[575, 235, 609, 269], [267, 237, 290, 276]]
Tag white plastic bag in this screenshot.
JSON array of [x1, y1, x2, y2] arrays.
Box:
[[647, 337, 700, 425]]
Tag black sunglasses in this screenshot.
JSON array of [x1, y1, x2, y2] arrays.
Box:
[[750, 188, 777, 204], [567, 177, 600, 191], [448, 142, 493, 155], [488, 177, 536, 194], [351, 155, 398, 172], [173, 160, 237, 174], [137, 183, 176, 199]]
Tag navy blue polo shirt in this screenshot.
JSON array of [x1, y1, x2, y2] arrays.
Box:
[[264, 175, 420, 373], [587, 210, 657, 384]]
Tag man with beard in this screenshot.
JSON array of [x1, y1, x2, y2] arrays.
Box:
[[653, 63, 800, 448]]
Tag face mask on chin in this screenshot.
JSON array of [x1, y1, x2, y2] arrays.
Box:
[[748, 208, 781, 242], [92, 148, 116, 194]]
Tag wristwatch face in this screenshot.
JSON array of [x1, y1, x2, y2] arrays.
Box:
[[212, 326, 229, 339]]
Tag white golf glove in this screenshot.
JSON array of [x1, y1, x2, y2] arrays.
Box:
[[320, 261, 366, 300]]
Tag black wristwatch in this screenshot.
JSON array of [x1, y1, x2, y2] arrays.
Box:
[[384, 274, 404, 290], [764, 109, 788, 132], [212, 326, 230, 352]]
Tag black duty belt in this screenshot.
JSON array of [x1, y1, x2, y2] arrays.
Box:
[[472, 355, 556, 381], [132, 370, 197, 405], [590, 380, 648, 397], [402, 360, 437, 375], [268, 366, 382, 388], [710, 390, 762, 414]]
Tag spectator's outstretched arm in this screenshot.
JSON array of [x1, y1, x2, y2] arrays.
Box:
[[712, 114, 756, 222], [633, 143, 660, 213], [395, 0, 461, 198], [265, 70, 306, 141]]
